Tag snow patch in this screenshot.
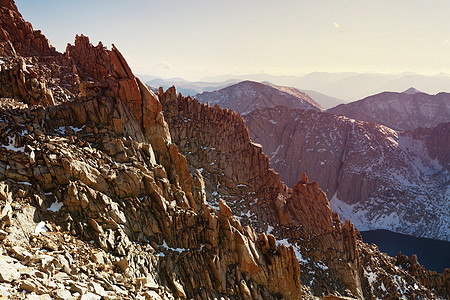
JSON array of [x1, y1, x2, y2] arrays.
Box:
[[364, 267, 378, 285], [34, 222, 49, 234], [276, 238, 308, 264], [47, 200, 63, 212], [330, 193, 370, 231], [56, 125, 85, 135], [2, 135, 25, 152], [161, 241, 185, 253]]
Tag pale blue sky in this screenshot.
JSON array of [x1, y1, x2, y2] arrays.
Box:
[[16, 0, 450, 80]]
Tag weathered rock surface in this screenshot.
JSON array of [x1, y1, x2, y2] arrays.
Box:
[[244, 106, 449, 241], [327, 91, 450, 131], [0, 0, 57, 57], [0, 1, 304, 299], [0, 1, 448, 299], [195, 80, 322, 115], [159, 88, 449, 299]]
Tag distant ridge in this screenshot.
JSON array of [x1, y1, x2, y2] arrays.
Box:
[[194, 80, 322, 115], [402, 87, 422, 94], [327, 91, 450, 131]]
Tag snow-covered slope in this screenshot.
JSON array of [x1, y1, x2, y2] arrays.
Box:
[[195, 80, 322, 115], [245, 107, 449, 241], [327, 91, 450, 131]]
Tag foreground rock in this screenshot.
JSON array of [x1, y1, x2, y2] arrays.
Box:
[[0, 0, 448, 299], [0, 1, 306, 298]]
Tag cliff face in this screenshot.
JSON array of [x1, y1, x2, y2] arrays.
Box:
[[159, 89, 449, 299], [0, 2, 304, 299], [327, 91, 450, 131], [244, 106, 449, 241], [0, 1, 448, 299], [0, 0, 57, 57]]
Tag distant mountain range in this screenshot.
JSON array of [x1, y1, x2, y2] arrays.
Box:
[[327, 90, 450, 131], [142, 71, 450, 107], [195, 72, 450, 102], [143, 76, 343, 109], [194, 81, 322, 114], [144, 77, 239, 97], [175, 80, 449, 241]]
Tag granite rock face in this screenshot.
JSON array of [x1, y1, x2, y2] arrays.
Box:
[[0, 1, 448, 299], [244, 106, 449, 241], [0, 2, 305, 299], [159, 89, 449, 299], [0, 0, 57, 57]]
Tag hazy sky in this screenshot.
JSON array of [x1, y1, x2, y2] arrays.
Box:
[[16, 0, 450, 81]]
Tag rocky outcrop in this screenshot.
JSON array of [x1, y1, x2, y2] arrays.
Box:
[[0, 1, 81, 107], [0, 57, 56, 106], [159, 88, 449, 298], [408, 122, 450, 170], [0, 0, 57, 57], [0, 103, 303, 298], [160, 89, 360, 296], [195, 80, 322, 115], [327, 91, 450, 131], [0, 1, 306, 298], [244, 106, 449, 241], [0, 1, 447, 299]]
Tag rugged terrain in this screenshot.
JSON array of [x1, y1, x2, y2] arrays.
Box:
[[244, 107, 449, 241], [195, 81, 322, 115], [145, 77, 344, 109], [0, 1, 449, 299], [145, 78, 238, 98], [159, 90, 450, 298], [327, 91, 450, 131]]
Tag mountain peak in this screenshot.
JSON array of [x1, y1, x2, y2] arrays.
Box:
[[402, 87, 422, 94], [195, 80, 322, 115], [0, 0, 17, 10]]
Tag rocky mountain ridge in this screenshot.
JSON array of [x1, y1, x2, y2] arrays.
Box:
[[145, 77, 345, 109], [327, 91, 450, 131], [159, 88, 449, 298], [194, 80, 322, 115], [0, 2, 304, 298], [0, 1, 448, 299], [244, 106, 449, 242]]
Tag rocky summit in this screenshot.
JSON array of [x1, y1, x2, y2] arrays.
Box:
[[194, 80, 322, 115], [0, 1, 449, 299]]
